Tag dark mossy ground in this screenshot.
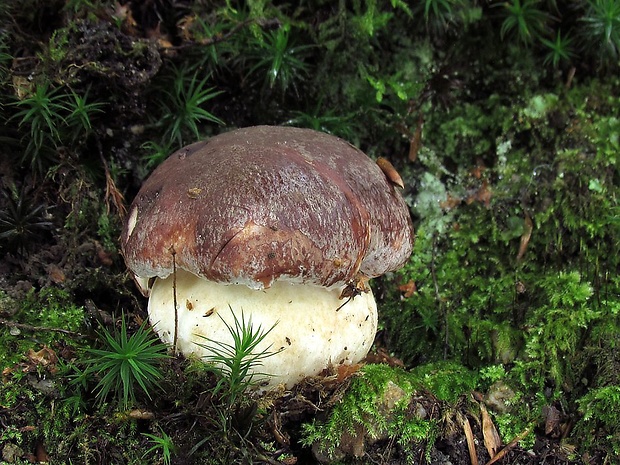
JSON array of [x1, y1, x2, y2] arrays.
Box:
[[0, 1, 619, 464]]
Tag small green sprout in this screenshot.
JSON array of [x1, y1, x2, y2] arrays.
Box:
[[82, 315, 169, 410], [499, 0, 552, 45], [196, 310, 280, 408], [158, 65, 224, 146], [142, 427, 176, 465], [541, 30, 576, 68]]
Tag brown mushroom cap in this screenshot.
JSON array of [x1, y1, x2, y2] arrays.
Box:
[[121, 126, 413, 292]]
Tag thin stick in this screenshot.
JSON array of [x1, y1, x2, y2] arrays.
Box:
[[97, 137, 127, 218], [173, 18, 281, 50], [170, 246, 179, 355], [486, 426, 532, 465], [0, 318, 86, 338]]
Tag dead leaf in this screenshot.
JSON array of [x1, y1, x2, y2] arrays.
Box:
[[480, 402, 501, 458], [128, 409, 155, 420], [96, 242, 114, 266], [112, 2, 130, 22], [178, 15, 197, 42], [440, 194, 461, 211], [336, 363, 363, 383], [516, 214, 533, 262], [364, 348, 405, 368], [398, 280, 417, 297], [46, 264, 65, 284], [476, 180, 492, 207], [12, 75, 34, 100], [471, 164, 486, 179], [376, 157, 404, 189], [146, 24, 174, 49], [270, 410, 291, 446], [26, 347, 58, 373], [467, 180, 492, 207], [2, 366, 13, 379], [113, 2, 138, 36], [158, 36, 174, 49], [543, 405, 561, 436], [104, 164, 127, 218], [36, 442, 50, 462]]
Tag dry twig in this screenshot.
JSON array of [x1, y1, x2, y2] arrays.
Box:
[[0, 318, 86, 338]]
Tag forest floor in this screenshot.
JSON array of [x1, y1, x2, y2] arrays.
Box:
[[1, 2, 619, 464]]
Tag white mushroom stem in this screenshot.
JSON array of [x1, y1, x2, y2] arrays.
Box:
[[148, 269, 378, 390]]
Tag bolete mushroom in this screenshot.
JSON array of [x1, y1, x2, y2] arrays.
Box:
[[121, 126, 413, 389]]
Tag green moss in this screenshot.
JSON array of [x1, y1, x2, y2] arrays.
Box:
[[493, 411, 536, 450], [377, 72, 619, 459], [429, 99, 510, 164], [576, 386, 620, 456], [301, 364, 417, 457], [409, 361, 478, 403], [302, 362, 482, 461], [1, 2, 619, 462], [0, 288, 85, 368], [21, 287, 84, 331], [48, 28, 70, 64], [0, 371, 158, 464]]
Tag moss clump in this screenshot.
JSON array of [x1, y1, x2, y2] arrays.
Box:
[[409, 361, 478, 404], [0, 374, 146, 464], [0, 288, 85, 368], [302, 364, 414, 459], [302, 363, 480, 462], [21, 287, 84, 331], [575, 386, 620, 457], [44, 19, 161, 89]]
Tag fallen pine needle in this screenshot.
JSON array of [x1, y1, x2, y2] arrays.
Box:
[[462, 415, 479, 465]]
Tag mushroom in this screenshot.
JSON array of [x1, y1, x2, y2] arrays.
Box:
[[121, 126, 413, 389]]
